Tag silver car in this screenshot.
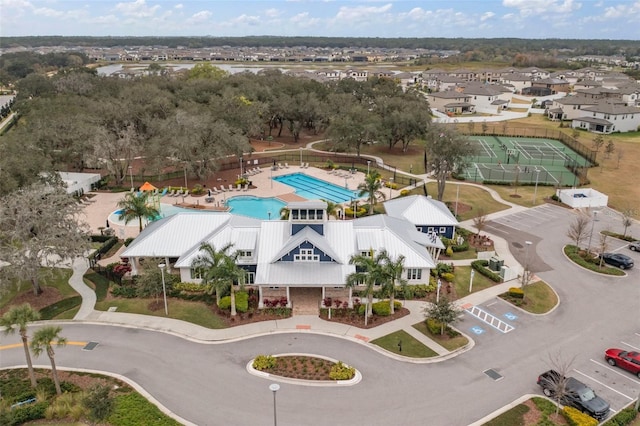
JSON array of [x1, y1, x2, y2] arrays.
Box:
[[629, 241, 640, 252]]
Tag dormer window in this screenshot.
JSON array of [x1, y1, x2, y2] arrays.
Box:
[[295, 248, 319, 262], [238, 250, 253, 259]]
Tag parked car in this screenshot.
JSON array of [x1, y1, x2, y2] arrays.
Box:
[[629, 241, 640, 251], [537, 370, 610, 420], [599, 252, 634, 269], [605, 349, 640, 378]]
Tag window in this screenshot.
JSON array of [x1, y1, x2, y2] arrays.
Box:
[[416, 226, 423, 232], [238, 250, 252, 258], [360, 251, 372, 257], [427, 227, 435, 233], [439, 227, 447, 233], [190, 267, 204, 280], [245, 271, 255, 284], [407, 269, 422, 280], [295, 248, 319, 262]]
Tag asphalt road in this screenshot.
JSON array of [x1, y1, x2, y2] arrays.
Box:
[[2, 204, 639, 426]]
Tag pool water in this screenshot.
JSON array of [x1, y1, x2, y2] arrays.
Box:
[[109, 204, 213, 226], [226, 196, 286, 220], [274, 173, 359, 203]]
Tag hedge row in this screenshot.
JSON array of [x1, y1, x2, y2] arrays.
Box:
[[563, 245, 625, 276], [471, 260, 502, 282], [218, 292, 249, 313]]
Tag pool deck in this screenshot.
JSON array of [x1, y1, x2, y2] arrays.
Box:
[[82, 165, 386, 240]]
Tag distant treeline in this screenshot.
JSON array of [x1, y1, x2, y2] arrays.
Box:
[[1, 36, 639, 57]]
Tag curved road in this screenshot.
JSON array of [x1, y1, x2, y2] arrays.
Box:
[[2, 205, 639, 426]]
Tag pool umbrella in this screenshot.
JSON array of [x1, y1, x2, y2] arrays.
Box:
[[139, 181, 157, 192]]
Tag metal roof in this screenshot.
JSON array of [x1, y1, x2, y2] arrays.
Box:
[[384, 195, 458, 227]]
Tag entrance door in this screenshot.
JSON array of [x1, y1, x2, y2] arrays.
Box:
[[289, 287, 322, 315]]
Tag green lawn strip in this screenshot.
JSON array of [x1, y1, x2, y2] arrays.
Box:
[[83, 271, 110, 301], [108, 392, 182, 426], [452, 265, 497, 299], [425, 182, 510, 221], [53, 305, 81, 320], [446, 249, 478, 260], [411, 322, 469, 352], [564, 245, 625, 276], [486, 184, 557, 208], [370, 329, 438, 358], [482, 402, 529, 426], [521, 281, 557, 314], [94, 298, 228, 329]]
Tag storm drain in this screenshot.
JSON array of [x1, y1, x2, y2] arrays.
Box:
[[484, 369, 503, 381], [83, 342, 99, 351]]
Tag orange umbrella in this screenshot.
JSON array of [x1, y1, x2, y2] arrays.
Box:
[[139, 181, 158, 191]]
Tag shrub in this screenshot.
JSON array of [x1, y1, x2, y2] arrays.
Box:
[[108, 393, 181, 426], [123, 237, 135, 247], [508, 287, 524, 299], [329, 361, 355, 380], [174, 282, 208, 293], [400, 189, 410, 196], [83, 384, 114, 422], [440, 272, 455, 283], [218, 291, 249, 313], [371, 300, 402, 316], [563, 406, 598, 426], [252, 355, 276, 371], [471, 260, 502, 282], [603, 405, 639, 425], [111, 284, 137, 298], [564, 245, 625, 276], [445, 246, 453, 257], [425, 318, 442, 335], [2, 401, 48, 425], [191, 183, 205, 195]]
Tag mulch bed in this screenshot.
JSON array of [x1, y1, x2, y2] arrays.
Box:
[[0, 287, 63, 316], [318, 307, 410, 329], [263, 356, 337, 381]]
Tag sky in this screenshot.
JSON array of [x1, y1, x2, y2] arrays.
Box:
[[1, 0, 639, 40]]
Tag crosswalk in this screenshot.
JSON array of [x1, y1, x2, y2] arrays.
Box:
[[465, 305, 514, 333]]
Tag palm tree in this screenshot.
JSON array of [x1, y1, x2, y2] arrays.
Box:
[[191, 242, 245, 316], [31, 325, 67, 395], [117, 192, 160, 232], [321, 199, 340, 220], [357, 170, 385, 215], [346, 251, 386, 325], [279, 206, 290, 220], [0, 304, 40, 388], [380, 250, 407, 315]]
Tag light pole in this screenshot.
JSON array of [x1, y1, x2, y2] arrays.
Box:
[[183, 164, 188, 191], [299, 147, 303, 166], [533, 168, 541, 205], [367, 160, 371, 176], [240, 156, 243, 177], [455, 183, 460, 217], [128, 165, 134, 192], [269, 383, 280, 426], [522, 241, 532, 287], [588, 210, 598, 251], [158, 263, 168, 316], [388, 178, 393, 200], [436, 278, 441, 303]]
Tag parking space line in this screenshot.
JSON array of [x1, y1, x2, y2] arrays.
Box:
[[573, 369, 635, 400], [622, 341, 640, 351], [589, 359, 640, 385]]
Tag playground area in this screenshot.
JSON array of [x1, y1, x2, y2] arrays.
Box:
[[462, 136, 594, 186]]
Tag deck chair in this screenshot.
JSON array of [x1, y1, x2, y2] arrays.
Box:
[[242, 184, 249, 191], [284, 163, 289, 168], [278, 163, 283, 169], [228, 184, 234, 192], [236, 184, 242, 191], [183, 190, 189, 197], [304, 162, 309, 169]]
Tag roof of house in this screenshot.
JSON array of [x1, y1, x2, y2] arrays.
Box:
[[582, 101, 640, 115], [383, 195, 458, 228], [573, 116, 613, 125]]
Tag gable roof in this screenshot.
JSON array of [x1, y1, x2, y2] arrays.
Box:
[[384, 195, 458, 228]]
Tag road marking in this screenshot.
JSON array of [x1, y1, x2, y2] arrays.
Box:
[[589, 359, 640, 385], [466, 306, 514, 333], [471, 326, 485, 335], [504, 312, 518, 321], [622, 341, 640, 351], [0, 341, 87, 351], [487, 301, 497, 307], [573, 369, 635, 400]]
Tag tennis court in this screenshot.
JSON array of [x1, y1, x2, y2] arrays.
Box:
[[462, 136, 593, 186]]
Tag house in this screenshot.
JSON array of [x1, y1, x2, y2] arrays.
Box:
[[426, 91, 475, 115], [120, 201, 440, 308], [572, 101, 640, 133], [530, 78, 571, 95], [459, 83, 512, 114], [547, 95, 599, 121], [383, 194, 458, 242], [500, 73, 532, 94]]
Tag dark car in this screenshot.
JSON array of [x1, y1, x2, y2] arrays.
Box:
[[629, 241, 640, 252], [537, 370, 610, 420], [599, 252, 634, 269], [605, 349, 640, 378]]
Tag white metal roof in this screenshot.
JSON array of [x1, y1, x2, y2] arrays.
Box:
[[384, 195, 458, 227]]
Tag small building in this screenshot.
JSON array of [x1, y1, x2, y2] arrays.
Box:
[[556, 188, 608, 209]]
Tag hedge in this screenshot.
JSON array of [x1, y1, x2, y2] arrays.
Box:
[[564, 245, 625, 276], [603, 405, 639, 426], [218, 291, 249, 313], [471, 260, 502, 282], [563, 406, 598, 426], [0, 401, 48, 426]]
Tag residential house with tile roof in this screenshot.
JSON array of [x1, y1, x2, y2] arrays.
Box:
[[572, 101, 640, 133]]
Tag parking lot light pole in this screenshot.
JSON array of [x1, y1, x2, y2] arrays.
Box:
[[367, 160, 370, 176], [533, 169, 541, 205], [588, 211, 598, 252], [299, 147, 303, 166], [388, 178, 393, 199], [522, 241, 532, 287], [128, 166, 134, 192], [158, 263, 168, 316], [269, 383, 280, 426]]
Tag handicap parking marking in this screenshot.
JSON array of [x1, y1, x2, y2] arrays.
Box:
[[471, 326, 485, 335], [504, 312, 518, 321]]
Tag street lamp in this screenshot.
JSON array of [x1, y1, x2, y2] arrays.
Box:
[[269, 383, 280, 426], [367, 160, 371, 176], [454, 183, 460, 217], [388, 178, 393, 199], [128, 165, 134, 192], [240, 156, 243, 177], [183, 164, 188, 191], [522, 241, 532, 287], [533, 169, 541, 205], [588, 210, 599, 251], [299, 147, 303, 166], [158, 263, 168, 316]]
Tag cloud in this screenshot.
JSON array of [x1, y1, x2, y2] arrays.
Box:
[[264, 8, 282, 18], [187, 10, 211, 24], [481, 11, 496, 21], [114, 0, 161, 18], [502, 0, 581, 16], [33, 7, 64, 17], [230, 14, 261, 26], [175, 3, 183, 9], [335, 3, 393, 23], [602, 1, 640, 19]]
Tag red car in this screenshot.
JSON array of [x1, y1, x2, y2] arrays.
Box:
[[605, 349, 640, 378]]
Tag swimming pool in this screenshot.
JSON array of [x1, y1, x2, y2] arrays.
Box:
[[226, 196, 286, 220], [273, 173, 359, 203]]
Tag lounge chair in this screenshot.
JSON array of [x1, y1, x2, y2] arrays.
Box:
[[304, 162, 309, 169], [160, 188, 168, 197], [182, 190, 189, 197], [236, 184, 242, 191], [284, 163, 289, 168], [242, 184, 249, 191], [211, 186, 219, 194], [278, 163, 284, 169], [228, 184, 234, 192], [175, 189, 183, 197], [167, 189, 175, 197]]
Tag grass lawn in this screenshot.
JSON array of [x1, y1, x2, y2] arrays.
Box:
[[486, 184, 558, 208], [370, 329, 439, 358], [0, 268, 75, 309], [445, 249, 479, 260], [422, 182, 511, 221], [498, 281, 557, 314], [53, 306, 81, 320], [94, 297, 228, 329], [452, 265, 499, 299], [482, 403, 530, 426], [412, 321, 469, 352]]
